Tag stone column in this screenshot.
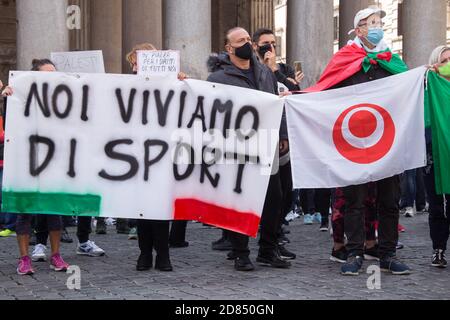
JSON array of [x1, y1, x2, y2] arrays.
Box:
[[16, 0, 69, 70], [211, 0, 239, 53], [164, 0, 212, 80], [122, 0, 163, 73], [402, 0, 447, 68], [339, 0, 376, 48], [287, 0, 334, 88], [90, 0, 123, 73]]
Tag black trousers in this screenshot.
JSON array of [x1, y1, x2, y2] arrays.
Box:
[[228, 171, 283, 258], [343, 176, 400, 258], [300, 189, 315, 214], [280, 162, 293, 218], [137, 220, 170, 259], [76, 216, 92, 244], [424, 145, 450, 251], [169, 221, 188, 245], [315, 188, 332, 222]]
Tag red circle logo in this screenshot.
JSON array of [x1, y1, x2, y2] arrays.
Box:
[[333, 104, 395, 164]]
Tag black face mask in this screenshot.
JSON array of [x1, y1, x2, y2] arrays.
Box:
[[132, 71, 138, 75], [258, 44, 272, 57], [233, 42, 253, 60]]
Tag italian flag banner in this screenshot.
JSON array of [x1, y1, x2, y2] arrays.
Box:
[[285, 67, 427, 189], [2, 71, 284, 237], [425, 71, 450, 195]]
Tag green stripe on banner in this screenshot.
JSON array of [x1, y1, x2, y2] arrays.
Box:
[[2, 192, 101, 217]]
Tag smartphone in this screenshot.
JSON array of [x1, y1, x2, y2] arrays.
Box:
[[294, 61, 303, 74]]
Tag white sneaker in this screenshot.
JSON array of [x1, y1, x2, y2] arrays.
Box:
[[77, 240, 105, 257], [31, 244, 48, 262], [404, 207, 415, 218], [285, 211, 296, 222]]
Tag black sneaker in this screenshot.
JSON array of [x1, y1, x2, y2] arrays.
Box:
[[155, 255, 173, 272], [432, 249, 447, 268], [256, 251, 291, 268], [364, 245, 380, 261], [211, 237, 233, 251], [319, 221, 329, 232], [380, 254, 411, 275], [227, 251, 237, 260], [281, 225, 291, 235], [330, 247, 348, 264], [341, 255, 364, 276], [96, 220, 107, 235], [278, 245, 296, 260], [60, 228, 74, 244], [136, 253, 152, 271], [234, 256, 255, 271], [277, 234, 290, 245], [169, 241, 189, 248]]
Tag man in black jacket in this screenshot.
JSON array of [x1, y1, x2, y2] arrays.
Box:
[[207, 27, 290, 271]]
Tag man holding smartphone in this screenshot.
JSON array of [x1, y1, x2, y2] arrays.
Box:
[[252, 28, 304, 92]]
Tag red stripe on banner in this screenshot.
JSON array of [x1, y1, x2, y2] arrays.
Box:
[[173, 199, 261, 238]]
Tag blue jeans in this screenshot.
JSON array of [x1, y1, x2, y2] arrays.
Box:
[[400, 170, 417, 207], [400, 169, 427, 209]]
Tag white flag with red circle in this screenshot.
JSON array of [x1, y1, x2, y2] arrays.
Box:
[[285, 67, 427, 189]]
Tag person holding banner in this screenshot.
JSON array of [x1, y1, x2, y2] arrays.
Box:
[[307, 8, 412, 276], [3, 59, 70, 275], [207, 27, 291, 271], [126, 42, 188, 271], [424, 45, 450, 268]]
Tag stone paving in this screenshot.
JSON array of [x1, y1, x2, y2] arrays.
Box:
[[0, 213, 449, 300]]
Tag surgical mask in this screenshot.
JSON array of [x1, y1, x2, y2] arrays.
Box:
[[438, 62, 450, 77], [366, 28, 384, 45], [233, 42, 253, 60]]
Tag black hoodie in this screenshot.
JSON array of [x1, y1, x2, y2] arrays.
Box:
[[206, 52, 288, 140]]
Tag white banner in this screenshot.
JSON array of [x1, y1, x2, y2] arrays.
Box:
[[2, 71, 284, 237], [285, 67, 427, 189]]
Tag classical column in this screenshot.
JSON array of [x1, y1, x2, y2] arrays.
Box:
[[402, 0, 447, 68], [122, 0, 163, 73], [339, 0, 376, 48], [16, 0, 69, 70], [287, 0, 334, 88], [164, 0, 212, 80], [211, 0, 239, 53], [90, 0, 122, 73]]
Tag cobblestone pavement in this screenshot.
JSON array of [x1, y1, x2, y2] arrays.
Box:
[[0, 213, 449, 300]]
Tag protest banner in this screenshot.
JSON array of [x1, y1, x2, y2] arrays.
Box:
[[2, 71, 283, 237]]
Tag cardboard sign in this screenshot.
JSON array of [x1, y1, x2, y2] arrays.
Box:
[[137, 50, 180, 79], [51, 50, 105, 73]]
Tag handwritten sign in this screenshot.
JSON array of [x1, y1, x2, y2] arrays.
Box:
[[2, 71, 284, 237], [137, 50, 180, 79], [51, 50, 105, 73]]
